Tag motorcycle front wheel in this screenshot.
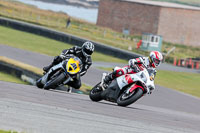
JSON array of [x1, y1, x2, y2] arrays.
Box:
[[44, 72, 66, 90], [117, 88, 143, 107], [36, 78, 44, 88], [89, 82, 103, 102]]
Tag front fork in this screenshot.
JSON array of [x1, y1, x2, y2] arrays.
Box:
[[100, 73, 108, 90], [62, 74, 72, 85], [41, 73, 48, 85], [41, 63, 64, 85]]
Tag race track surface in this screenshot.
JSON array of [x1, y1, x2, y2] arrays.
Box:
[[0, 44, 200, 132], [0, 81, 200, 133]]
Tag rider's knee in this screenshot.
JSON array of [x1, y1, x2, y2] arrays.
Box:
[[53, 56, 62, 64], [73, 82, 81, 89]]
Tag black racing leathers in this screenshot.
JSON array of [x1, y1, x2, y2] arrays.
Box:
[[60, 46, 92, 77], [59, 46, 92, 89], [44, 46, 92, 89]]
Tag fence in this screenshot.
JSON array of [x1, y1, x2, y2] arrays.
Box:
[[173, 58, 200, 69]]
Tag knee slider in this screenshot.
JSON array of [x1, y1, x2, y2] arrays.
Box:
[[73, 82, 81, 89], [53, 56, 62, 64]]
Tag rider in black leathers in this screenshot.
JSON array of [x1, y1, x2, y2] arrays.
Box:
[[43, 41, 95, 89]]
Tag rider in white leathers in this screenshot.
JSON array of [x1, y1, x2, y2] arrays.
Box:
[[104, 51, 163, 84]]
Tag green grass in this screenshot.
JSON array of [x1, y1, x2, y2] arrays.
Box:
[[0, 0, 200, 62], [0, 130, 18, 133], [0, 71, 27, 84], [0, 0, 199, 97], [0, 25, 126, 64], [97, 67, 113, 72], [156, 70, 200, 98], [80, 83, 92, 94]]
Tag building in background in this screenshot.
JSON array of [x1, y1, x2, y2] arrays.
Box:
[[97, 0, 200, 46], [140, 33, 163, 52]]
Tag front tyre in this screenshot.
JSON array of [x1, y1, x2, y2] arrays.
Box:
[[36, 78, 44, 88], [89, 82, 103, 102], [117, 88, 143, 107], [44, 72, 66, 90]]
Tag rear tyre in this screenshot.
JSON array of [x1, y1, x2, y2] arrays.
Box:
[[44, 72, 66, 90], [89, 82, 103, 102], [117, 88, 143, 107]]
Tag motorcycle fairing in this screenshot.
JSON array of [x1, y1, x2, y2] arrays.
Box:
[[101, 79, 120, 102], [116, 71, 151, 93], [116, 71, 143, 89], [66, 58, 81, 74], [41, 62, 64, 84], [116, 74, 132, 90]]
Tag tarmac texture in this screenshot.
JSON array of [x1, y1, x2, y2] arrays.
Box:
[[0, 44, 200, 133], [0, 81, 200, 133]]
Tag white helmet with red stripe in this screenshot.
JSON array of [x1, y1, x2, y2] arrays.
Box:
[[149, 51, 163, 68]]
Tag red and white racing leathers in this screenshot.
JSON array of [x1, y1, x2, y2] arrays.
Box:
[[112, 57, 154, 79], [104, 57, 155, 92]]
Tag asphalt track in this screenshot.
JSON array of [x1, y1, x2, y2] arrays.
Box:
[[0, 44, 200, 132], [0, 81, 200, 133]]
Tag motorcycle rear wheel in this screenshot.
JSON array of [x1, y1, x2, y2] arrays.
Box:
[[117, 88, 143, 107], [89, 82, 103, 102], [44, 72, 66, 90]]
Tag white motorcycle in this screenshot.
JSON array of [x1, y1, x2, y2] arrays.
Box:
[[89, 63, 156, 107]]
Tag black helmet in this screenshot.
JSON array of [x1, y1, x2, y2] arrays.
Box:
[[82, 41, 94, 57]]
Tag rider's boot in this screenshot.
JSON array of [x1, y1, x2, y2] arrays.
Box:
[[103, 73, 113, 84], [43, 56, 62, 73], [43, 63, 54, 73], [100, 73, 114, 90]]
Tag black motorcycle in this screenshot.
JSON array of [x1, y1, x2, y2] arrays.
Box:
[[36, 56, 82, 90]]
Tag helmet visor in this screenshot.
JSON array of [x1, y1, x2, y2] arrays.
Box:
[[85, 49, 93, 55], [83, 51, 90, 57], [153, 58, 160, 66], [82, 49, 93, 57]]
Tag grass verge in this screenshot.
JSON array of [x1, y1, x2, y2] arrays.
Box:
[[156, 70, 200, 98], [0, 0, 200, 61], [0, 56, 43, 75], [0, 130, 18, 133], [0, 25, 127, 64], [0, 71, 27, 85]]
